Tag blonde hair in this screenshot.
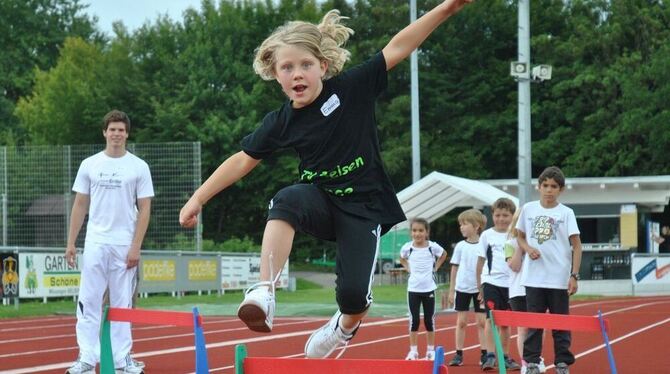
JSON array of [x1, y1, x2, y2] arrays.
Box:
[[507, 209, 521, 239], [457, 209, 486, 234], [253, 10, 354, 81]]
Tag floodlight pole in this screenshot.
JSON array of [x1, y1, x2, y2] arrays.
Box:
[[410, 0, 420, 183], [518, 0, 532, 205]]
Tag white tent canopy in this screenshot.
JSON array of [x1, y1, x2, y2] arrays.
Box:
[[395, 171, 518, 229], [392, 172, 670, 230]]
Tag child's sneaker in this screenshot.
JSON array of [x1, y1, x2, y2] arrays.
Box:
[[425, 350, 435, 360], [115, 354, 144, 374], [555, 362, 569, 374], [304, 310, 359, 358], [505, 355, 521, 371], [481, 353, 496, 371], [405, 350, 419, 360], [448, 353, 463, 366], [237, 281, 275, 332], [521, 362, 541, 374], [64, 358, 95, 374]]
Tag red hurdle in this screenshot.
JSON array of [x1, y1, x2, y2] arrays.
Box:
[[234, 344, 449, 374]]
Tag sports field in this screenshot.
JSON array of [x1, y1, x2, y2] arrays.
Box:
[[1, 295, 668, 373]]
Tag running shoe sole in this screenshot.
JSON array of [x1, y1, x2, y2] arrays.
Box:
[[237, 303, 272, 332]]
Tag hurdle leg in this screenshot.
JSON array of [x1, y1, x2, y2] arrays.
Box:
[[489, 311, 507, 374], [598, 310, 618, 374], [235, 344, 248, 374], [193, 307, 210, 374], [100, 306, 115, 374]]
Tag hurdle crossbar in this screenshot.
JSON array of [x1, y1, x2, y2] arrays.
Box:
[[100, 306, 209, 374], [235, 344, 448, 374], [490, 309, 616, 374]]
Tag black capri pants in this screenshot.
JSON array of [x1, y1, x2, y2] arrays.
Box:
[[268, 184, 380, 315], [407, 290, 436, 332]]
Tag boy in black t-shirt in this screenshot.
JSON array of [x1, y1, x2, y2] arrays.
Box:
[[180, 0, 473, 359]]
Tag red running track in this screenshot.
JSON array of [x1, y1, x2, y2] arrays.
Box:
[[1, 296, 668, 373]]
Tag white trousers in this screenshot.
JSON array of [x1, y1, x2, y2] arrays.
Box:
[[76, 242, 136, 367]]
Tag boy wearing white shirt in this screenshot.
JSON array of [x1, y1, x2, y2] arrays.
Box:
[[447, 209, 487, 367], [476, 198, 521, 371], [516, 166, 582, 374]]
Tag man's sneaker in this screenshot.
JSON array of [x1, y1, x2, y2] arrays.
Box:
[[115, 355, 144, 374], [521, 362, 541, 374], [65, 359, 95, 374], [555, 362, 570, 374], [480, 353, 488, 366], [115, 354, 144, 374], [505, 356, 522, 371], [304, 310, 359, 358], [425, 350, 435, 360], [538, 357, 546, 373], [132, 358, 145, 369], [481, 353, 496, 371], [237, 282, 275, 332], [405, 350, 419, 360], [448, 353, 463, 366]]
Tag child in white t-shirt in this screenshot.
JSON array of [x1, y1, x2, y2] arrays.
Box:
[[446, 209, 487, 367], [516, 166, 582, 374], [505, 210, 547, 373], [399, 218, 447, 361], [476, 198, 521, 370]]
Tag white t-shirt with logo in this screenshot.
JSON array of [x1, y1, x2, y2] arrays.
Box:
[[478, 228, 511, 288], [506, 238, 525, 298], [450, 240, 480, 293], [516, 201, 580, 289], [72, 151, 154, 245], [400, 241, 445, 292]]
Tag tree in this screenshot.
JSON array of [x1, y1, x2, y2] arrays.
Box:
[[0, 0, 101, 143]]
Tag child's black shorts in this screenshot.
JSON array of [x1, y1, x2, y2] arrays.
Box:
[[454, 290, 485, 313], [268, 183, 380, 315], [482, 283, 510, 318]]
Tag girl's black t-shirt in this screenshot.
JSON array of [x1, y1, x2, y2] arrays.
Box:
[[241, 52, 406, 234]]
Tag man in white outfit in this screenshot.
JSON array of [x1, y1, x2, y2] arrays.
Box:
[[64, 110, 153, 374]]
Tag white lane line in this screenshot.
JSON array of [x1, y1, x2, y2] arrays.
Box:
[[199, 300, 670, 373], [1, 317, 405, 374], [6, 298, 670, 373], [543, 317, 670, 371], [0, 319, 328, 359]]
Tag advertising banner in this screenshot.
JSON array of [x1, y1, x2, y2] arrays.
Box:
[[220, 256, 289, 290], [632, 255, 670, 284], [2, 253, 20, 299], [18, 253, 80, 298]]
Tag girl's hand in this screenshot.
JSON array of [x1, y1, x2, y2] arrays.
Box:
[[179, 197, 202, 228]]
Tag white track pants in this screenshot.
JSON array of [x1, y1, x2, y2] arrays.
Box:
[[76, 242, 136, 367]]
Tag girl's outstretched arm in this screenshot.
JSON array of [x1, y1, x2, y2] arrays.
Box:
[[179, 151, 261, 228], [382, 0, 472, 71]]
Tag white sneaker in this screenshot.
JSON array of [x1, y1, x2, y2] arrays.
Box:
[[405, 350, 419, 360], [65, 359, 95, 374], [237, 282, 275, 332], [304, 311, 359, 358], [115, 354, 144, 374], [132, 358, 145, 369], [539, 357, 546, 373], [425, 350, 435, 360]]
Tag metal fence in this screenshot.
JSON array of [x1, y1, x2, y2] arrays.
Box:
[[0, 143, 201, 250]]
